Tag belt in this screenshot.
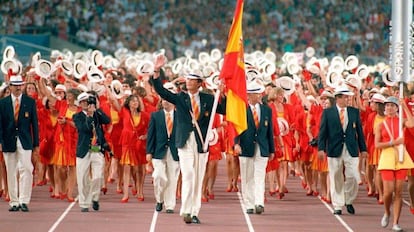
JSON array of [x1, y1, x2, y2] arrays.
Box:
[[90, 145, 100, 152]]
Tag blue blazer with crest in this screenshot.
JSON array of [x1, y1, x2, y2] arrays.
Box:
[[317, 106, 367, 157], [146, 110, 179, 161], [0, 94, 39, 152], [235, 104, 275, 157]]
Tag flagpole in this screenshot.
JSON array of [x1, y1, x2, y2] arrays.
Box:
[[203, 89, 221, 152], [399, 0, 413, 162]]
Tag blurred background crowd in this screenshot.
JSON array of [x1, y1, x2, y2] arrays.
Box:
[[0, 0, 390, 64]]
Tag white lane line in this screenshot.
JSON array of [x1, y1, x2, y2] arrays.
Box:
[[318, 196, 354, 232], [403, 199, 410, 207], [149, 211, 158, 232], [237, 192, 255, 232], [299, 175, 354, 232], [48, 199, 77, 232]]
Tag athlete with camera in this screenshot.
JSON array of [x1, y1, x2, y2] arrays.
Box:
[[73, 92, 111, 212]]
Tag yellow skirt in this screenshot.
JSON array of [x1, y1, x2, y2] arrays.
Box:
[[378, 146, 414, 171]]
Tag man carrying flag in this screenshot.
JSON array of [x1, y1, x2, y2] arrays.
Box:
[[151, 64, 226, 224]]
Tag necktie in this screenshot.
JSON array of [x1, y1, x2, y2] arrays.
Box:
[[253, 107, 259, 128], [166, 112, 173, 136], [340, 108, 345, 126], [14, 99, 19, 122], [91, 122, 97, 145], [191, 95, 199, 119]]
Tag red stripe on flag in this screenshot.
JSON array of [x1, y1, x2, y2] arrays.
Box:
[[220, 0, 247, 135]]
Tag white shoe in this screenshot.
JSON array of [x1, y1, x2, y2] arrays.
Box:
[[392, 224, 403, 232], [381, 214, 389, 228]]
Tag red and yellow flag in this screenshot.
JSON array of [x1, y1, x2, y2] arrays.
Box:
[[220, 0, 247, 135]]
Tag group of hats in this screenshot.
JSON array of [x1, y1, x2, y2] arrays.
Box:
[[370, 92, 399, 106]]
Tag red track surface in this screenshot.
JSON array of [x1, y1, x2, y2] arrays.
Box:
[[0, 163, 412, 232]]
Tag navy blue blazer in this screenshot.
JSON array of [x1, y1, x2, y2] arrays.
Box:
[[73, 109, 111, 158], [0, 94, 39, 152], [317, 106, 367, 157], [235, 104, 275, 157], [151, 77, 226, 153], [146, 110, 179, 161]]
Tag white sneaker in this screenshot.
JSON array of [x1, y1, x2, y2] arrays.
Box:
[[381, 214, 389, 228], [392, 224, 403, 232]]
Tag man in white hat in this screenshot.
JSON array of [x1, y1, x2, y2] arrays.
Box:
[[151, 56, 226, 224], [0, 75, 39, 212], [318, 85, 368, 215], [233, 81, 275, 214]]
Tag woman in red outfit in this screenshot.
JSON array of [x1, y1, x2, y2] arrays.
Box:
[[43, 85, 81, 202], [270, 86, 295, 199], [265, 87, 283, 197], [308, 90, 335, 203], [119, 95, 150, 202], [202, 114, 225, 202], [375, 97, 414, 231], [24, 82, 42, 185], [101, 89, 124, 193], [403, 94, 414, 215], [224, 120, 240, 192], [37, 98, 59, 191]]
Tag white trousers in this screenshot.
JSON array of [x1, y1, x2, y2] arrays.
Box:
[[328, 146, 360, 210], [178, 132, 208, 217], [76, 151, 104, 208], [152, 148, 180, 210], [3, 138, 33, 207], [239, 144, 268, 209]]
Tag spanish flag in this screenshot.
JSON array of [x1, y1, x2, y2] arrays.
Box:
[[220, 0, 247, 135]]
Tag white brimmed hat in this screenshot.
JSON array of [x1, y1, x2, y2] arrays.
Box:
[[91, 50, 103, 67], [246, 81, 265, 94], [163, 82, 177, 93], [344, 55, 359, 71], [55, 84, 67, 92], [184, 69, 204, 80], [275, 76, 295, 96], [305, 47, 315, 58], [55, 59, 73, 76], [320, 89, 334, 98], [207, 129, 219, 146], [381, 68, 396, 87], [1, 58, 22, 75], [76, 92, 89, 105], [111, 80, 124, 99], [87, 65, 105, 83], [136, 60, 155, 76], [277, 118, 289, 136], [205, 72, 220, 90], [35, 59, 54, 79], [345, 74, 361, 90], [356, 64, 369, 79], [326, 70, 343, 88], [9, 75, 25, 86], [73, 59, 87, 79], [334, 85, 354, 96], [370, 93, 386, 103], [3, 46, 15, 60], [384, 96, 399, 106]]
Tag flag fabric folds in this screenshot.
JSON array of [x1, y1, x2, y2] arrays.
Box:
[[220, 0, 247, 135]]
